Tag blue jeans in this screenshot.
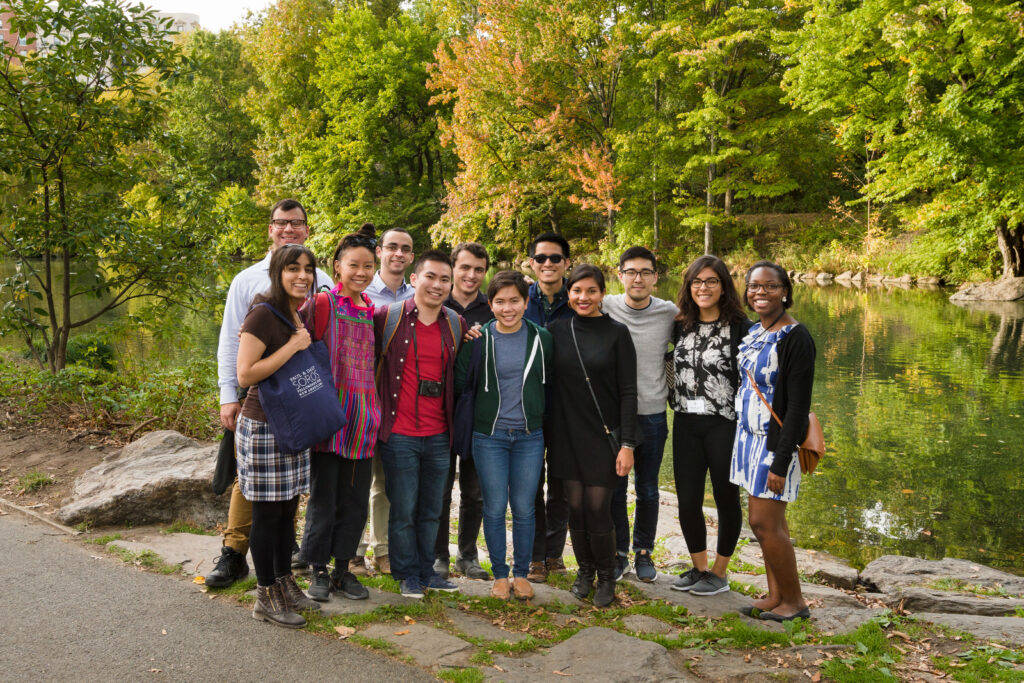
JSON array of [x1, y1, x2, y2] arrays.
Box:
[[612, 412, 669, 553], [379, 432, 451, 581], [472, 429, 545, 579]]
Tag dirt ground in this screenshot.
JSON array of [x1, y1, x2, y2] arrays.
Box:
[[0, 426, 119, 515]]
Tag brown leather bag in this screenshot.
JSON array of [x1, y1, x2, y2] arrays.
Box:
[[744, 369, 825, 474]]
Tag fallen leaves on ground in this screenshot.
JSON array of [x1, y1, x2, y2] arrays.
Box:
[[393, 629, 410, 636], [192, 576, 205, 585], [334, 625, 354, 639]]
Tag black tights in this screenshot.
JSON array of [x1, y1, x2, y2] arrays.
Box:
[[250, 496, 300, 587], [563, 479, 614, 534], [673, 412, 742, 557]]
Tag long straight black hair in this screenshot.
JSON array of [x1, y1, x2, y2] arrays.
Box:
[[252, 244, 318, 318], [675, 255, 746, 331]]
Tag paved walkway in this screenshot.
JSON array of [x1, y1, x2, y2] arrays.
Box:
[[0, 513, 432, 682]]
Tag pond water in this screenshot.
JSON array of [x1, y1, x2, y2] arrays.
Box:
[[2, 257, 1022, 572]]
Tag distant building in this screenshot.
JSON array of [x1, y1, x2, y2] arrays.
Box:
[[154, 11, 200, 37], [0, 5, 38, 63]]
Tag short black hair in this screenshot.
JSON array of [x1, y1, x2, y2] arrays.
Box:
[[567, 263, 605, 292], [269, 198, 306, 222], [413, 249, 452, 274], [487, 270, 528, 301], [452, 242, 490, 270], [528, 232, 570, 259], [744, 260, 794, 309], [332, 223, 377, 263], [618, 246, 656, 271]]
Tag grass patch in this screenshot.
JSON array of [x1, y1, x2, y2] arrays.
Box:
[[107, 545, 180, 575], [469, 650, 494, 665], [86, 533, 123, 545], [929, 578, 1023, 599], [932, 644, 1024, 682], [348, 635, 400, 656], [729, 580, 761, 597], [17, 470, 54, 494], [205, 576, 257, 597], [162, 520, 216, 536], [437, 668, 485, 683]]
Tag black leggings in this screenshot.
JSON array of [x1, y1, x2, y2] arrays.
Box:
[[250, 496, 300, 587], [673, 412, 742, 557], [563, 479, 614, 534]]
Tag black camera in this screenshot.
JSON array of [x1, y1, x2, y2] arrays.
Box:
[[417, 379, 443, 397]]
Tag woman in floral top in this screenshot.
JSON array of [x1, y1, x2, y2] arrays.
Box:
[[669, 255, 751, 597]]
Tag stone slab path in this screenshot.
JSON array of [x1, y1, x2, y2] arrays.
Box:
[[66, 483, 1024, 680]]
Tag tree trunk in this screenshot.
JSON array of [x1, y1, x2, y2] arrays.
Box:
[[606, 208, 614, 243], [724, 187, 733, 216], [995, 218, 1024, 278], [704, 134, 716, 255]]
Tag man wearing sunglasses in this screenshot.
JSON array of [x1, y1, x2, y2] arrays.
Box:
[[523, 233, 575, 583], [205, 199, 334, 589]]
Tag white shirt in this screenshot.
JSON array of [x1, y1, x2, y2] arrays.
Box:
[[216, 253, 334, 405], [364, 271, 413, 307]]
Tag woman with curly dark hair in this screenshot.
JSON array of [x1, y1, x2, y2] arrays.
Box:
[[669, 255, 752, 597]]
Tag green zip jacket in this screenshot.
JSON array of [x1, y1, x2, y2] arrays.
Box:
[[454, 319, 553, 436]]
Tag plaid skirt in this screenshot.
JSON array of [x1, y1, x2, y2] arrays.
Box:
[[236, 416, 310, 502]]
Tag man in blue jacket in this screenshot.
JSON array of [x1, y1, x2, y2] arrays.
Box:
[[522, 233, 575, 582]]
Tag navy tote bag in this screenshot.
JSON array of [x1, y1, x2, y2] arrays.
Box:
[[255, 302, 347, 454]]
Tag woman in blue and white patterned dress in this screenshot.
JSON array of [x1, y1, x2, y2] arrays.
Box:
[[731, 261, 816, 622]]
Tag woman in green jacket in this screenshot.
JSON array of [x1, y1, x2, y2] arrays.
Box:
[[454, 271, 553, 601]]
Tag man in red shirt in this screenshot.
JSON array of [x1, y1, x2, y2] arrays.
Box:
[[374, 251, 468, 598]]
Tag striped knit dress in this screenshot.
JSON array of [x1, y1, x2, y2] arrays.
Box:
[[317, 289, 381, 459]]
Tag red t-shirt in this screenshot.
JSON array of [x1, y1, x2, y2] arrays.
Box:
[[392, 318, 448, 436]]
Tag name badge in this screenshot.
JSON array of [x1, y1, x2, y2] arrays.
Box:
[[685, 398, 706, 414]]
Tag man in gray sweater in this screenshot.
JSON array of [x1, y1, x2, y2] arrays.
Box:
[[603, 246, 678, 582]]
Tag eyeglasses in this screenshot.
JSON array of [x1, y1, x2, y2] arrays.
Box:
[[690, 277, 721, 289], [747, 283, 783, 293], [271, 219, 307, 228], [532, 253, 565, 264], [621, 268, 656, 280]]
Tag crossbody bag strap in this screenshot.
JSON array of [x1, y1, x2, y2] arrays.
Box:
[[744, 367, 784, 429], [570, 318, 614, 440], [256, 302, 297, 331]]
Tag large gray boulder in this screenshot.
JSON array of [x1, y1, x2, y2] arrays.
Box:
[[861, 555, 1024, 594], [914, 613, 1024, 646], [887, 588, 1024, 617], [950, 277, 1024, 302], [58, 431, 226, 528]]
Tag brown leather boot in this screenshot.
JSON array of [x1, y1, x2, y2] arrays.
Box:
[[527, 561, 548, 583], [278, 574, 322, 613], [253, 582, 306, 629]]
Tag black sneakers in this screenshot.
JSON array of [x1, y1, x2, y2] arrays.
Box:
[[332, 571, 369, 600], [307, 568, 331, 602], [204, 546, 249, 588]]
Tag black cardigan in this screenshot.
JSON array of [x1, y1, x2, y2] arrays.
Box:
[[764, 323, 816, 476]]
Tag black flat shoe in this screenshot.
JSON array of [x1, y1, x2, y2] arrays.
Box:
[[739, 605, 762, 617], [758, 607, 811, 622]]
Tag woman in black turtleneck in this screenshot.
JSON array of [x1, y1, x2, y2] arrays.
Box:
[[547, 264, 638, 608]]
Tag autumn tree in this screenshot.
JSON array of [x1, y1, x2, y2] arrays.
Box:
[[430, 0, 632, 249]]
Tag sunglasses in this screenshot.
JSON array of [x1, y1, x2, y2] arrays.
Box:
[[532, 254, 565, 264]]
